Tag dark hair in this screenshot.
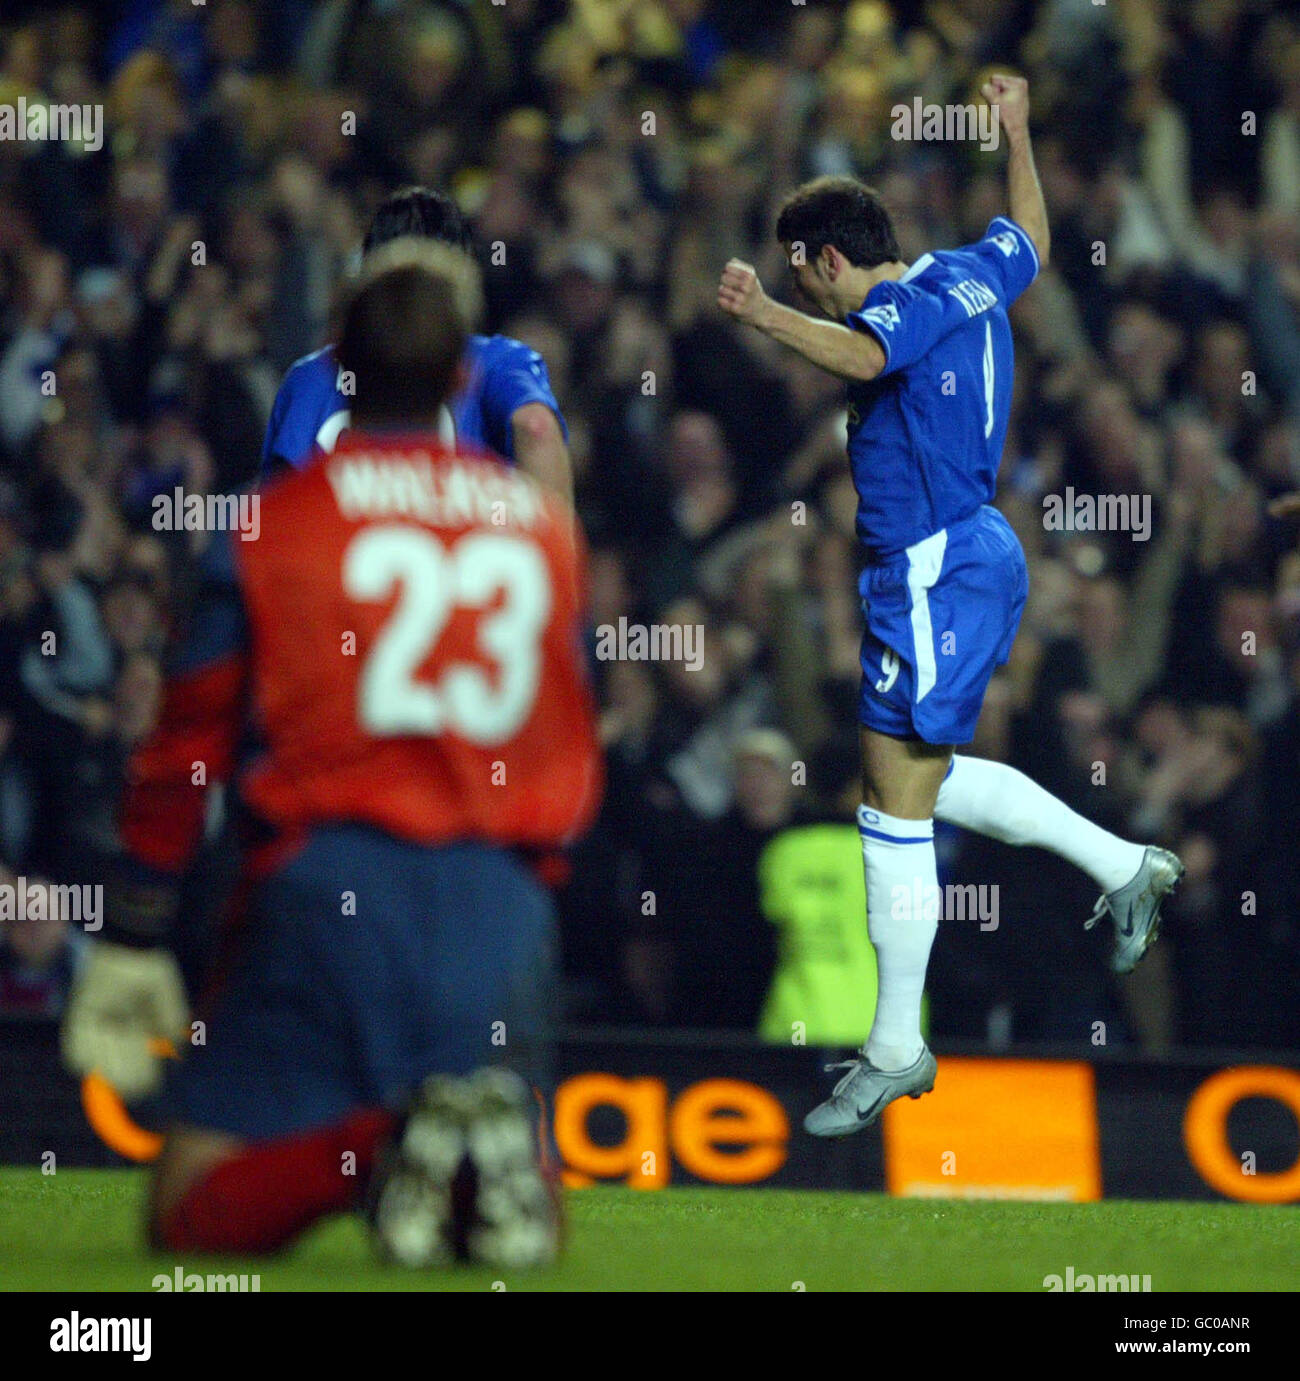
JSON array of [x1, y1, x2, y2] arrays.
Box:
[[338, 264, 467, 425], [362, 187, 472, 254], [775, 176, 900, 269]]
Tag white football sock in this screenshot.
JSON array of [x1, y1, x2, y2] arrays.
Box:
[[858, 805, 939, 1072], [935, 754, 1145, 893]]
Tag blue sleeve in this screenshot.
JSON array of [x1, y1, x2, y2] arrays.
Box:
[[263, 369, 312, 474], [480, 340, 568, 457], [969, 216, 1040, 307], [262, 357, 336, 475], [261, 380, 291, 472]]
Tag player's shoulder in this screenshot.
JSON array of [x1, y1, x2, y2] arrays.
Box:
[[969, 216, 1040, 276], [853, 254, 946, 333], [275, 346, 345, 413], [884, 217, 1039, 289], [472, 332, 544, 370], [884, 247, 971, 295], [859, 252, 950, 316], [282, 344, 339, 384], [929, 218, 1040, 291]]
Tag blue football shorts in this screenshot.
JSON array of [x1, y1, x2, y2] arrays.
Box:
[[166, 826, 556, 1139], [857, 505, 1029, 745]]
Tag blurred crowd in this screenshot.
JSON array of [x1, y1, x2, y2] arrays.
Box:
[[1, 0, 1298, 1052]]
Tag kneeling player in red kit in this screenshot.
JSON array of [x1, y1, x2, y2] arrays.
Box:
[[60, 241, 602, 1268]]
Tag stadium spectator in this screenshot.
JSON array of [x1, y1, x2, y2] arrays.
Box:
[[0, 872, 84, 1018]]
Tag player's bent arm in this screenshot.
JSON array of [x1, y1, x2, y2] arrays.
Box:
[[750, 298, 886, 382], [511, 402, 573, 507]]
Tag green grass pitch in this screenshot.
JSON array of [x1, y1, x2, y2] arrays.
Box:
[[1, 1169, 1295, 1291]]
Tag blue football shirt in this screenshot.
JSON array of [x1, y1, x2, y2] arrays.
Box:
[[843, 216, 1039, 561], [262, 333, 567, 473]]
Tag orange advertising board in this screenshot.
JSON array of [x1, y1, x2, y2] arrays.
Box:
[[62, 1035, 1299, 1204], [882, 1057, 1102, 1200]]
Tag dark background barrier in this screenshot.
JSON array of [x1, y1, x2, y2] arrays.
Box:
[[3, 1019, 1296, 1203]]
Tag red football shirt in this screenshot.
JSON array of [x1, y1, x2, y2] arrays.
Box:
[[233, 433, 603, 849]]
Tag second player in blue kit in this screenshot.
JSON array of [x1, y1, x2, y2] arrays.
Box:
[[263, 186, 572, 502], [719, 74, 1184, 1137]]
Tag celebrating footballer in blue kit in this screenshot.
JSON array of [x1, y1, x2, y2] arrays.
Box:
[[718, 74, 1184, 1138], [264, 186, 572, 503]]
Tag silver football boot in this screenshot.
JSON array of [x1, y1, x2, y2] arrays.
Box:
[[804, 1045, 937, 1138], [1085, 845, 1185, 974]]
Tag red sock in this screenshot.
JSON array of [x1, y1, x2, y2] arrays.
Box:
[[156, 1109, 396, 1254]]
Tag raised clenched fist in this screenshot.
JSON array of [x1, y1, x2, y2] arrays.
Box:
[[982, 74, 1030, 142], [718, 258, 770, 326]]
